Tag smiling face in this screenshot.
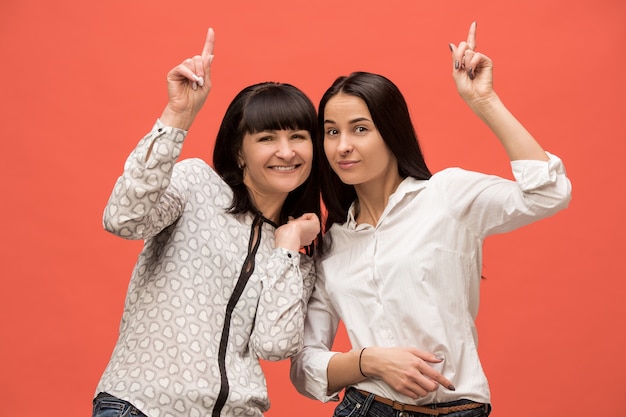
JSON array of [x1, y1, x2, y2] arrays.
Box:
[[239, 128, 313, 206], [323, 94, 399, 190]]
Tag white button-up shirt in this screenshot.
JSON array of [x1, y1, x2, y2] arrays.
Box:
[[291, 153, 571, 405]]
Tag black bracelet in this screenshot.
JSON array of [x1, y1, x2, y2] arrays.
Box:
[[358, 347, 367, 377]]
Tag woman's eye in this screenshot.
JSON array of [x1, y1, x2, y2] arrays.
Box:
[[326, 129, 338, 136], [355, 126, 368, 133], [258, 136, 273, 142]]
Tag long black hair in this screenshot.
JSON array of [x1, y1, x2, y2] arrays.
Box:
[[213, 82, 321, 255], [317, 72, 432, 234]]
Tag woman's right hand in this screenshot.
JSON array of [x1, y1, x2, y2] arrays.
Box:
[[361, 346, 455, 399], [160, 28, 215, 130]]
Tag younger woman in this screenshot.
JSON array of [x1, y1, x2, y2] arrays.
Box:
[[291, 22, 571, 416]]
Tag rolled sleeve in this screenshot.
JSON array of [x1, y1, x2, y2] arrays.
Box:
[[511, 152, 569, 193], [291, 348, 340, 402], [290, 270, 342, 402]]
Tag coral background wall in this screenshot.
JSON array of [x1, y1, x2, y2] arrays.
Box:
[[1, 0, 624, 416]]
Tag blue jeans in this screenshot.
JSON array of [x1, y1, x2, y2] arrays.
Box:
[[334, 388, 491, 417], [92, 393, 147, 417]]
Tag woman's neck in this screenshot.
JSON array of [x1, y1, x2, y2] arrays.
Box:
[[251, 193, 287, 224], [354, 175, 403, 226]]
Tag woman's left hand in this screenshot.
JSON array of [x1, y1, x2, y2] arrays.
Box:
[[449, 22, 495, 109], [275, 213, 320, 252]]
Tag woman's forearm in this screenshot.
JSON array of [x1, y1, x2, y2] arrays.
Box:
[[471, 93, 549, 162], [327, 349, 366, 393]]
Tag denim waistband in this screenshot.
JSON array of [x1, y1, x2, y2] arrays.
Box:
[[92, 392, 146, 417], [346, 387, 491, 416]]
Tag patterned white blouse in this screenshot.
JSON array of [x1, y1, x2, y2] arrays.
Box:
[[95, 121, 316, 417]]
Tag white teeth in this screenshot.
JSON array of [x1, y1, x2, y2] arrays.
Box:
[[272, 165, 297, 171]]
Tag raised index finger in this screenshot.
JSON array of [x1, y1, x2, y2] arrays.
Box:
[[201, 27, 215, 59], [466, 21, 477, 50]]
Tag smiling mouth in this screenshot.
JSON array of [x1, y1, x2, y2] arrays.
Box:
[[270, 164, 300, 171]]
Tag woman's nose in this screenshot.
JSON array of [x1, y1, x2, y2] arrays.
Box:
[[275, 138, 296, 159], [336, 135, 353, 155]]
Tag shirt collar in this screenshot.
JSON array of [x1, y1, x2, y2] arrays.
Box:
[[345, 176, 428, 229]]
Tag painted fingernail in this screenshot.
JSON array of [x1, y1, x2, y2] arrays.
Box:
[[209, 55, 214, 65], [449, 43, 454, 52], [435, 355, 445, 361], [191, 82, 198, 91], [448, 384, 456, 391], [454, 60, 459, 70], [197, 76, 204, 87], [468, 68, 474, 80]]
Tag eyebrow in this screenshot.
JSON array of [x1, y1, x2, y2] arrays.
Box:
[[324, 117, 371, 125], [255, 128, 308, 133]]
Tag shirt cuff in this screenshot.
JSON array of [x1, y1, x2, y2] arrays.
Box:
[[275, 247, 301, 267], [313, 351, 342, 402], [155, 118, 188, 140]]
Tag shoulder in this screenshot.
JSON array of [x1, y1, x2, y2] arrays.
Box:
[[429, 167, 484, 183], [395, 170, 481, 195], [174, 159, 224, 183], [425, 167, 504, 193], [174, 159, 232, 201], [175, 158, 213, 173]]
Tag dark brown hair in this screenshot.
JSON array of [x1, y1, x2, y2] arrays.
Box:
[[213, 82, 321, 255], [317, 72, 432, 233]]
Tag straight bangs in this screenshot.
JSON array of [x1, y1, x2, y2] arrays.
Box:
[[239, 86, 317, 135]]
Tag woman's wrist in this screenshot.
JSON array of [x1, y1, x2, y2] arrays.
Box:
[[358, 347, 368, 378], [467, 92, 502, 120], [159, 106, 196, 131]]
